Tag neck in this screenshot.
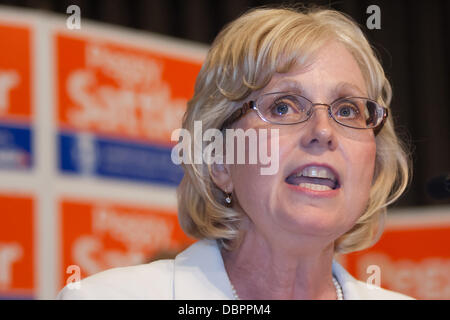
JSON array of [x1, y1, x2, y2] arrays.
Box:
[[221, 228, 338, 300]]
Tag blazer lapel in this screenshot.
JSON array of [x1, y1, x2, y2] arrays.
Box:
[[173, 239, 235, 300], [332, 260, 363, 299]]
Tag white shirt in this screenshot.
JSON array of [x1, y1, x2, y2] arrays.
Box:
[[57, 239, 414, 300]]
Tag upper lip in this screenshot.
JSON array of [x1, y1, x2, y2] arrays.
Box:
[[286, 163, 341, 186]]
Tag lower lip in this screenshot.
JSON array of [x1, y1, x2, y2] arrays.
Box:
[[285, 182, 340, 198]]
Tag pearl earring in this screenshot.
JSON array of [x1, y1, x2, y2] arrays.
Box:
[[225, 193, 232, 205]]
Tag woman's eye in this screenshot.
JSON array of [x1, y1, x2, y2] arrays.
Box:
[[273, 103, 290, 115], [269, 99, 299, 117], [336, 104, 358, 118]]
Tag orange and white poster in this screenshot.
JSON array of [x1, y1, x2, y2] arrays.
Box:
[[0, 194, 34, 298], [0, 22, 33, 170], [55, 32, 202, 186], [341, 213, 450, 299], [59, 199, 194, 288], [2, 6, 446, 301]]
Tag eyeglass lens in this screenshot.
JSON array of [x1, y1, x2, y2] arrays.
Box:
[[257, 93, 382, 129]]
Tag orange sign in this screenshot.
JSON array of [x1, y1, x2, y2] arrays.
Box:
[[341, 221, 450, 299], [60, 199, 194, 288], [55, 33, 202, 144], [0, 23, 32, 122], [0, 194, 34, 297]]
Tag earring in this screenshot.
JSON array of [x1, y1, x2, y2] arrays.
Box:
[[225, 193, 232, 205]]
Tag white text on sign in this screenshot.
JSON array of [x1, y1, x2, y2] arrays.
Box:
[[0, 243, 23, 289], [0, 71, 20, 114]]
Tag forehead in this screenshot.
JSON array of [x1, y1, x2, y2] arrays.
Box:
[[263, 41, 368, 97]]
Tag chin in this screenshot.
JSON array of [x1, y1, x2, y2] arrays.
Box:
[[277, 206, 351, 238]]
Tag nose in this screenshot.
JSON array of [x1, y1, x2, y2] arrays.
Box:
[[300, 105, 338, 151]]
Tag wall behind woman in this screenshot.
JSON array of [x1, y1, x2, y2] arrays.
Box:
[[2, 0, 448, 207]]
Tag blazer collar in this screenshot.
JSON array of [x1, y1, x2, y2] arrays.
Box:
[[173, 239, 363, 300], [332, 259, 363, 299], [173, 239, 235, 299]]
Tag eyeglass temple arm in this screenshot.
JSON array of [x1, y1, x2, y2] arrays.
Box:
[[220, 101, 254, 131], [373, 108, 388, 136]]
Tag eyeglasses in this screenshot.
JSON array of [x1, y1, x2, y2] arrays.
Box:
[[220, 92, 388, 135]]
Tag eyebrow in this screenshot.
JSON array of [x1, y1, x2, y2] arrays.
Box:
[[265, 79, 366, 98], [266, 79, 305, 94], [332, 82, 366, 97]]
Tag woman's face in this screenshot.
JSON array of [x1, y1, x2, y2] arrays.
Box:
[[228, 41, 376, 246]]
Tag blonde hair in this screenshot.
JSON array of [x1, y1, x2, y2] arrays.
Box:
[[177, 6, 411, 253]]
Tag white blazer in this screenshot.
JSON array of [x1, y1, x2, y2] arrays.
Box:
[[57, 239, 413, 300]]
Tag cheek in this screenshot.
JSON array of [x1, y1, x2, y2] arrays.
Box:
[[359, 142, 376, 182], [344, 141, 377, 209], [230, 164, 273, 221], [229, 132, 290, 219]]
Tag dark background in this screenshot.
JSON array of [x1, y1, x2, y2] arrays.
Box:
[[1, 0, 448, 208]]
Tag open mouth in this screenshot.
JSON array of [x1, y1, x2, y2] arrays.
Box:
[[285, 165, 340, 191]]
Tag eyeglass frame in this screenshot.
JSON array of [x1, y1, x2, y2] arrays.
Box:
[[220, 92, 388, 136]]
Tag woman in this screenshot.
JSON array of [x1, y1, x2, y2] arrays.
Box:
[[58, 6, 412, 300]]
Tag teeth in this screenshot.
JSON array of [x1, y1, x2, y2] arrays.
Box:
[[297, 166, 336, 181], [299, 183, 332, 191]]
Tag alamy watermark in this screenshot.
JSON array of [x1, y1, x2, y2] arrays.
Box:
[[366, 5, 381, 30], [66, 5, 81, 30], [366, 264, 381, 289], [65, 264, 81, 290], [171, 121, 280, 175]]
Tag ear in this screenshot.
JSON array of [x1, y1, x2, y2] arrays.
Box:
[[210, 162, 233, 194]]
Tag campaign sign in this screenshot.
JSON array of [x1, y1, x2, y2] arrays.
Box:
[[55, 33, 202, 186], [342, 216, 450, 299], [0, 23, 33, 170], [58, 131, 183, 186], [60, 199, 194, 288], [0, 194, 34, 299]]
